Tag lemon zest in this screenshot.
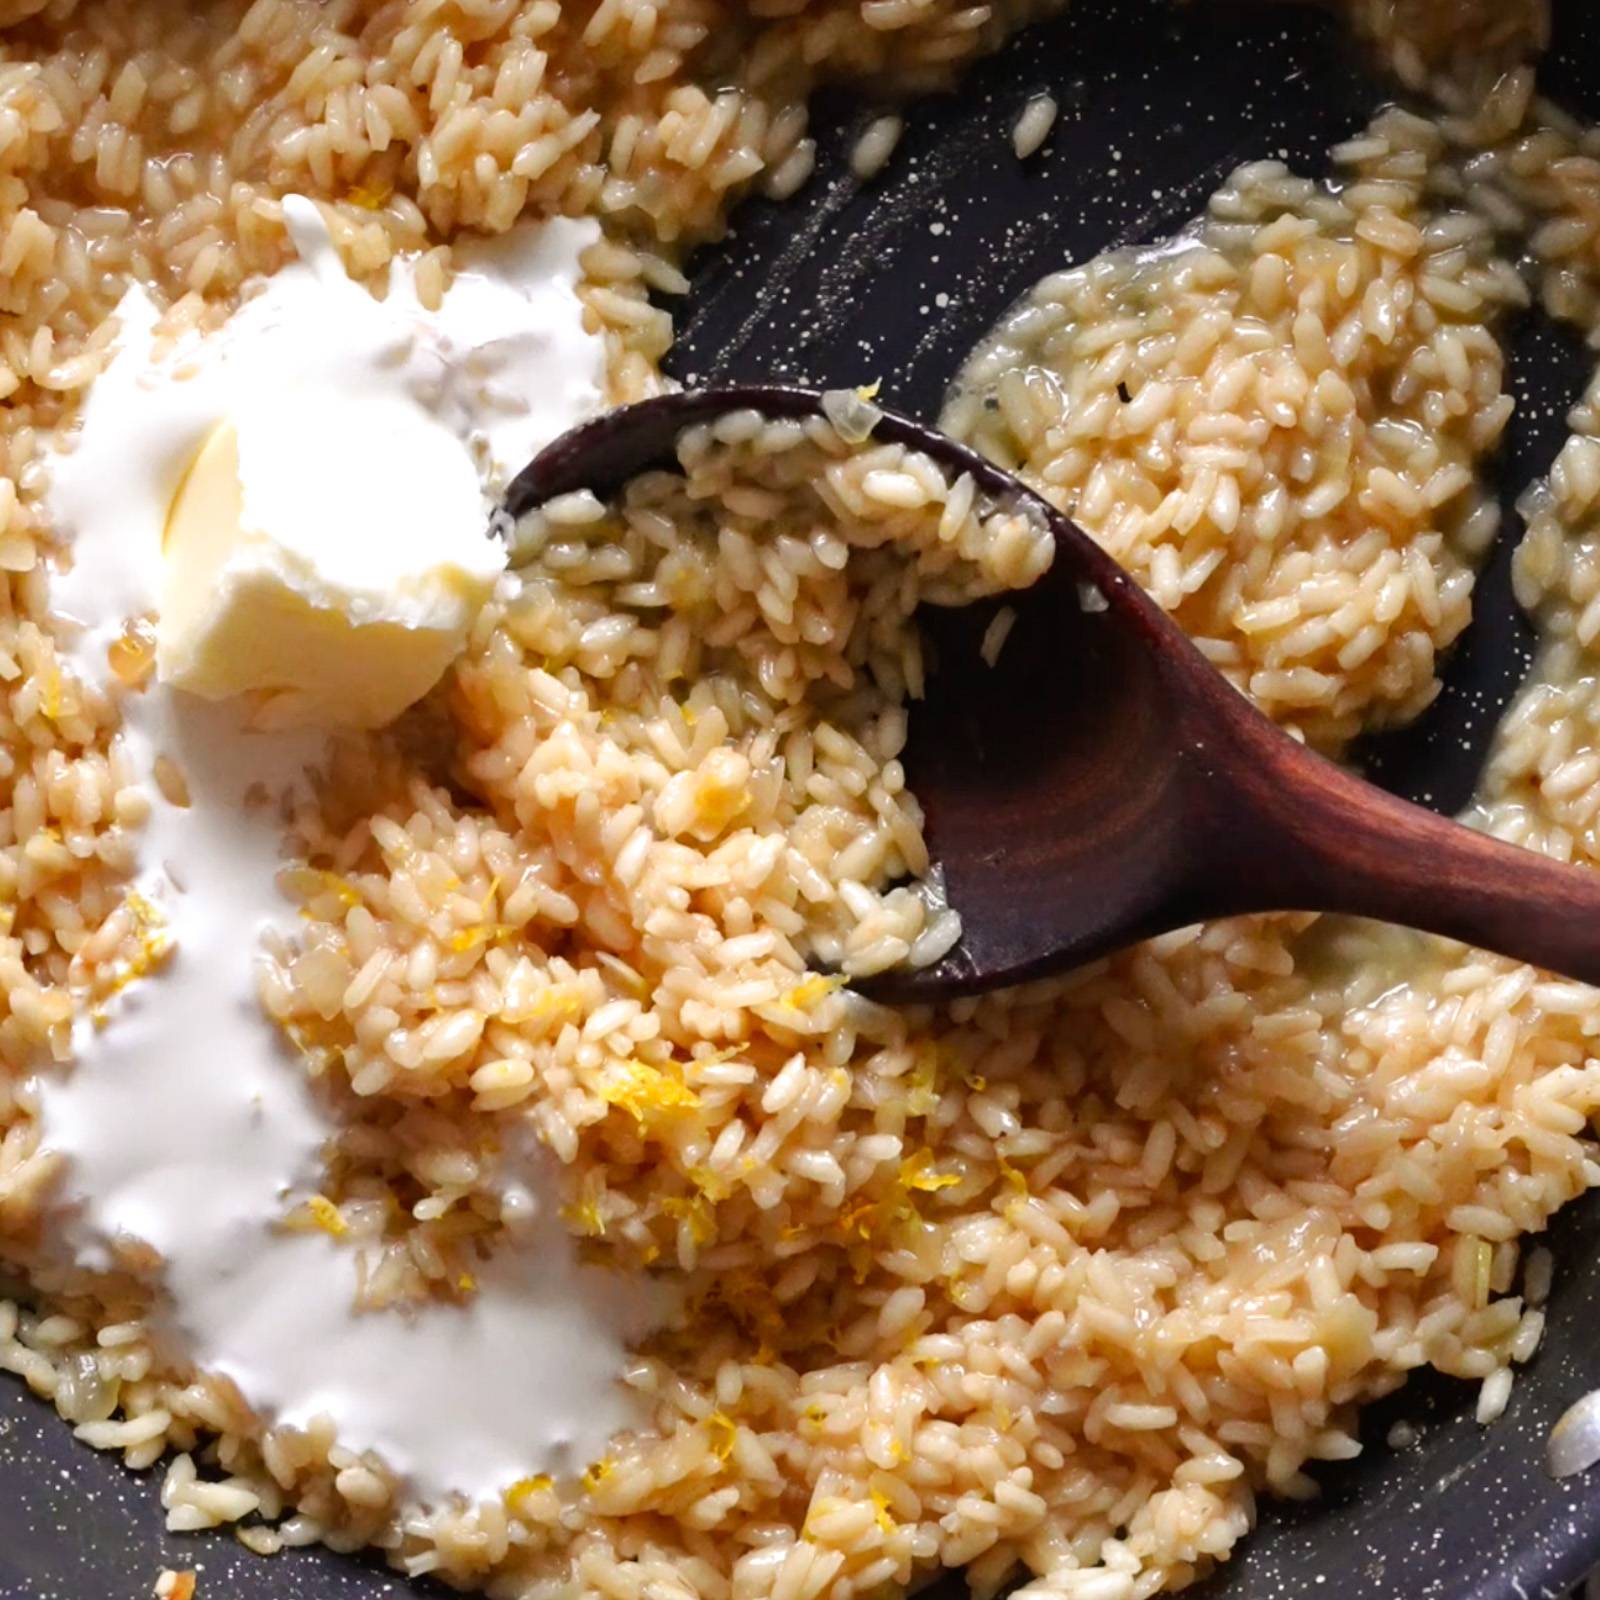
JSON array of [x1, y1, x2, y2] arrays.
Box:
[[529, 984, 583, 1022], [600, 1058, 701, 1123], [871, 1486, 895, 1534], [282, 1194, 348, 1238], [104, 890, 175, 998], [692, 773, 749, 832], [448, 922, 517, 954], [40, 666, 62, 721], [661, 1192, 715, 1247], [562, 1174, 608, 1237], [901, 1149, 959, 1193], [781, 973, 844, 1012], [838, 1194, 881, 1242], [308, 871, 361, 910], [905, 1045, 941, 1116], [687, 1164, 732, 1202], [564, 1200, 606, 1237], [706, 1411, 737, 1462], [504, 1474, 552, 1511]]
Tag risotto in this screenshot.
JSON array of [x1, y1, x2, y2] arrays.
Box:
[[5, 1, 1600, 1599]]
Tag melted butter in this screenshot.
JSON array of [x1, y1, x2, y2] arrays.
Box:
[[34, 201, 665, 1505]]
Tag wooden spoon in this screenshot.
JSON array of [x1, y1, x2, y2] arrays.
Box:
[[505, 385, 1600, 1003]]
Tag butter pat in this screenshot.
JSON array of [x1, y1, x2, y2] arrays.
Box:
[[158, 390, 504, 730]]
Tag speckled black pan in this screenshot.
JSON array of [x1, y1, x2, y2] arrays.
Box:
[[4, 2, 1600, 1597]]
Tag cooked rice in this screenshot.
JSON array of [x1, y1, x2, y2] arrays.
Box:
[[1013, 94, 1058, 160], [945, 109, 1524, 750], [4, 2, 1600, 1600], [258, 417, 1050, 1298], [851, 114, 905, 182]]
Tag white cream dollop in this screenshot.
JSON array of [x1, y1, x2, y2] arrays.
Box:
[[35, 200, 666, 1506]]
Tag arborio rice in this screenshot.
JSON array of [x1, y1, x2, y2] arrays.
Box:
[[7, 1, 1600, 1599]]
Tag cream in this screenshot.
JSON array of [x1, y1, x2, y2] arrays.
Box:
[[35, 201, 663, 1506]]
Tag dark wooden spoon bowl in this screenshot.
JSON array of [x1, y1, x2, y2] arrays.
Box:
[[506, 384, 1600, 1003]]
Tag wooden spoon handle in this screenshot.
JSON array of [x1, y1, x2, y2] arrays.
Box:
[[1198, 705, 1600, 985]]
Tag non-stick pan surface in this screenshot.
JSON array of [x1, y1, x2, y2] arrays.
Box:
[[4, 1, 1599, 1595]]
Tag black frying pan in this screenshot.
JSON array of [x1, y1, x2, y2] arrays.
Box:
[[4, 1, 1599, 1595]]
